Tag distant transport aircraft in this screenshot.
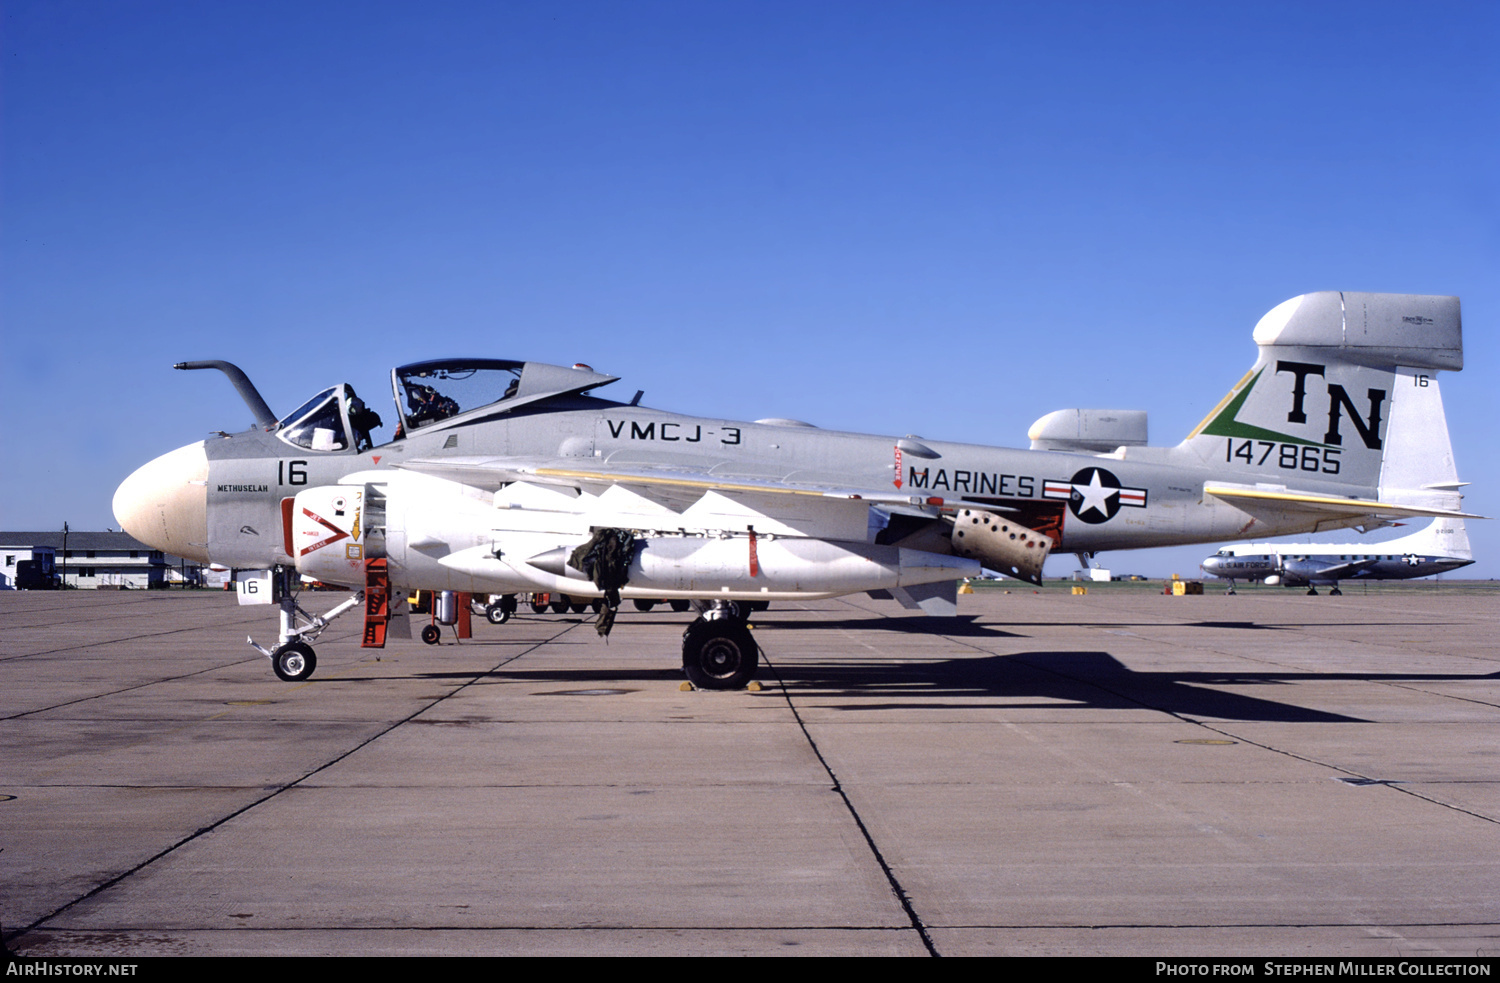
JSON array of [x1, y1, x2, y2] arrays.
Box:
[[1199, 517, 1474, 594]]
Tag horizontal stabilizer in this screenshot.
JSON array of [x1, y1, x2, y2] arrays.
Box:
[[1204, 483, 1484, 522]]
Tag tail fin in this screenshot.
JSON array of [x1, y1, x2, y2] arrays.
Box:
[[1395, 516, 1473, 560], [1180, 292, 1463, 508]]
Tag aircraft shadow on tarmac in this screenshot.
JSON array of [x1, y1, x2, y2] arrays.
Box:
[[488, 612, 1020, 636], [411, 649, 1497, 724], [766, 614, 1028, 637], [742, 614, 1444, 634], [760, 650, 1500, 723]]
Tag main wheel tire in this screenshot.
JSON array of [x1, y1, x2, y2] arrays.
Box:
[[749, 600, 770, 612], [550, 597, 570, 614], [632, 599, 657, 612], [421, 624, 442, 645], [272, 642, 316, 682], [570, 601, 588, 614], [669, 599, 692, 613], [590, 598, 604, 613], [682, 619, 759, 690], [485, 603, 510, 625]]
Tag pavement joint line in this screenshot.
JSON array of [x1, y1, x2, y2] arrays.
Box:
[[0, 593, 245, 627], [1024, 629, 1500, 822], [1379, 679, 1500, 711], [1002, 643, 1500, 830], [855, 606, 1500, 833], [2, 618, 585, 950], [1170, 633, 1496, 679], [0, 655, 279, 722], [16, 923, 931, 935], [1, 612, 376, 720], [1181, 718, 1500, 829], [934, 920, 1500, 930], [758, 641, 942, 958], [0, 611, 274, 663]]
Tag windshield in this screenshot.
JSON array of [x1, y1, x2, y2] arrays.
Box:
[[392, 359, 525, 432]]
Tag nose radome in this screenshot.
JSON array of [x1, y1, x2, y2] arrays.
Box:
[[113, 441, 211, 563]]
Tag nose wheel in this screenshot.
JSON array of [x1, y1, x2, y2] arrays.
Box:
[[272, 642, 317, 682]]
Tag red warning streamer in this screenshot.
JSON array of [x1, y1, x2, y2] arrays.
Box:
[[748, 528, 759, 578]]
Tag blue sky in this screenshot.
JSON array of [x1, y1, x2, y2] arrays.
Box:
[[3, 0, 1496, 578]]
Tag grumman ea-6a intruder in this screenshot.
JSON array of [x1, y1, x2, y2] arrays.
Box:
[[114, 292, 1478, 689]]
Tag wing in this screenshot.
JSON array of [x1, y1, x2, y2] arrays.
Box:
[[1286, 558, 1378, 582], [393, 454, 911, 541], [393, 454, 1050, 584]]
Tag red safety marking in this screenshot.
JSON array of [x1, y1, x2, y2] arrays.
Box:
[[893, 445, 903, 488], [748, 529, 759, 578], [281, 498, 295, 557]]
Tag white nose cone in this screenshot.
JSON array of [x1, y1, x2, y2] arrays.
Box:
[[113, 441, 211, 562]]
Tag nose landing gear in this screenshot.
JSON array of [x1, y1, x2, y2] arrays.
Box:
[[249, 568, 364, 683]]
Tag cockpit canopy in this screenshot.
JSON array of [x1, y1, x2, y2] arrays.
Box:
[[275, 383, 383, 453], [393, 359, 525, 433], [273, 359, 620, 452], [276, 385, 353, 452], [390, 358, 619, 435]]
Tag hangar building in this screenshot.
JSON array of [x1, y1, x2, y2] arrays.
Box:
[[0, 531, 202, 589]]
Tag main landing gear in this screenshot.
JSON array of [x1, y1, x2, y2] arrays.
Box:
[[680, 602, 760, 690], [249, 569, 364, 683], [248, 574, 772, 690]]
